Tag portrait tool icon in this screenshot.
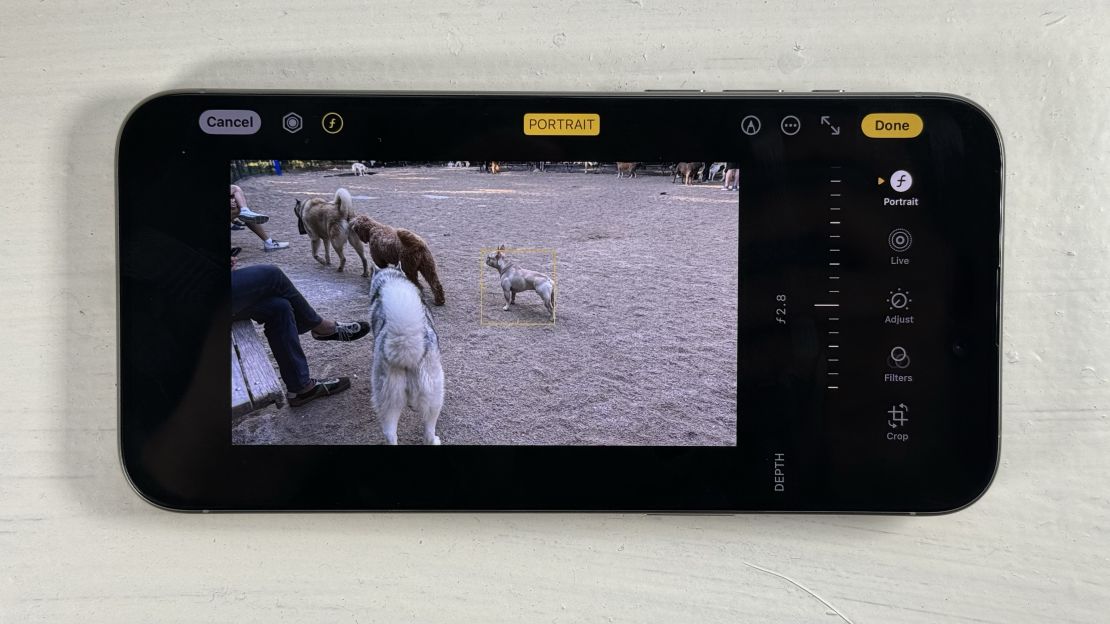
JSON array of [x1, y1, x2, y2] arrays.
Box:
[[891, 169, 913, 192]]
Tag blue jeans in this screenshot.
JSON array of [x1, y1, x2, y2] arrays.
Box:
[[231, 265, 322, 393]]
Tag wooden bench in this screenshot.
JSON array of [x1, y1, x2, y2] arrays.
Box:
[[231, 320, 285, 417]]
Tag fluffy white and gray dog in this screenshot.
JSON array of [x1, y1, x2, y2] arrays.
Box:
[[369, 267, 444, 445]]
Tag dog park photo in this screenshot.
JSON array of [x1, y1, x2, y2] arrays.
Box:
[[229, 160, 739, 446]]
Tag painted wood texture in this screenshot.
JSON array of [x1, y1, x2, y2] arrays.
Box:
[[1, 1, 1107, 622]]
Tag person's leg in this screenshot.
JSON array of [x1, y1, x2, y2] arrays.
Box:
[[231, 264, 367, 339], [230, 185, 247, 211], [724, 169, 739, 190], [236, 295, 314, 393], [243, 221, 289, 251], [246, 221, 268, 240], [232, 264, 322, 332], [230, 184, 270, 224]]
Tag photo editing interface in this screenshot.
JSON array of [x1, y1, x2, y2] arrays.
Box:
[[223, 104, 973, 462], [229, 157, 739, 447]]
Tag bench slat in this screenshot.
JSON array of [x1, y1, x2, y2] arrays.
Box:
[[230, 342, 253, 417], [231, 320, 286, 414]]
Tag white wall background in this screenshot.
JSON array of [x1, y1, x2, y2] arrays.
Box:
[[1, 1, 1108, 621]]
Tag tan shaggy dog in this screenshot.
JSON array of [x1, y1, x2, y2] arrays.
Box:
[[615, 162, 641, 178], [293, 188, 369, 276], [349, 214, 446, 306]]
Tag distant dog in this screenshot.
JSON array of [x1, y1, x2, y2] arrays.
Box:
[[672, 162, 704, 185], [485, 245, 556, 321], [293, 188, 369, 276], [705, 162, 726, 182], [616, 162, 640, 178], [369, 267, 444, 445], [352, 162, 369, 176], [350, 214, 446, 305]]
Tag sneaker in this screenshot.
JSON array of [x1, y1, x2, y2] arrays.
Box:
[[263, 240, 289, 251], [230, 222, 244, 231], [236, 207, 270, 224], [288, 377, 351, 407], [313, 320, 370, 342]]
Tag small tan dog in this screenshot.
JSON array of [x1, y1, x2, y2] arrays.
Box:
[[615, 162, 640, 178], [293, 188, 369, 276], [485, 245, 556, 321]]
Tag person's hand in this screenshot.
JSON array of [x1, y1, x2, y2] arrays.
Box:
[[231, 255, 238, 271]]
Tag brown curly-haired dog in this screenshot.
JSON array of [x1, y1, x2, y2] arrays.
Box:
[[349, 214, 446, 306]]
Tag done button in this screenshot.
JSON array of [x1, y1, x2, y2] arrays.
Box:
[[523, 113, 600, 136], [861, 113, 923, 139]]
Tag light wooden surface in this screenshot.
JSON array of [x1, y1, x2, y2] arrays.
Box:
[[2, 1, 1108, 622], [231, 319, 285, 416]]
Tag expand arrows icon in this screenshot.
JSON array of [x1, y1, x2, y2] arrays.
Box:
[[820, 115, 841, 135]]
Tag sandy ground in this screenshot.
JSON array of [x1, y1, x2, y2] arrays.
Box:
[[231, 165, 738, 445]]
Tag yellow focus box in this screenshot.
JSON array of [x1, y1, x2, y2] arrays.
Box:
[[861, 113, 923, 138], [523, 113, 600, 136]]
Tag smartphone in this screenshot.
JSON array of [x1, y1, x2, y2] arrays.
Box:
[[116, 91, 1002, 513]]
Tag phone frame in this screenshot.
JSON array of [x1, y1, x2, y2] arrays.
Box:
[[117, 91, 1003, 513]]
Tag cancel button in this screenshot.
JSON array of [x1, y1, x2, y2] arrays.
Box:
[[199, 109, 261, 135]]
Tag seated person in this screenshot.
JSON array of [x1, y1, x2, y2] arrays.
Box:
[[230, 184, 289, 251], [232, 263, 368, 405]]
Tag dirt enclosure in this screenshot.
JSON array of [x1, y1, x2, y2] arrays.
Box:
[[231, 164, 738, 445]]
